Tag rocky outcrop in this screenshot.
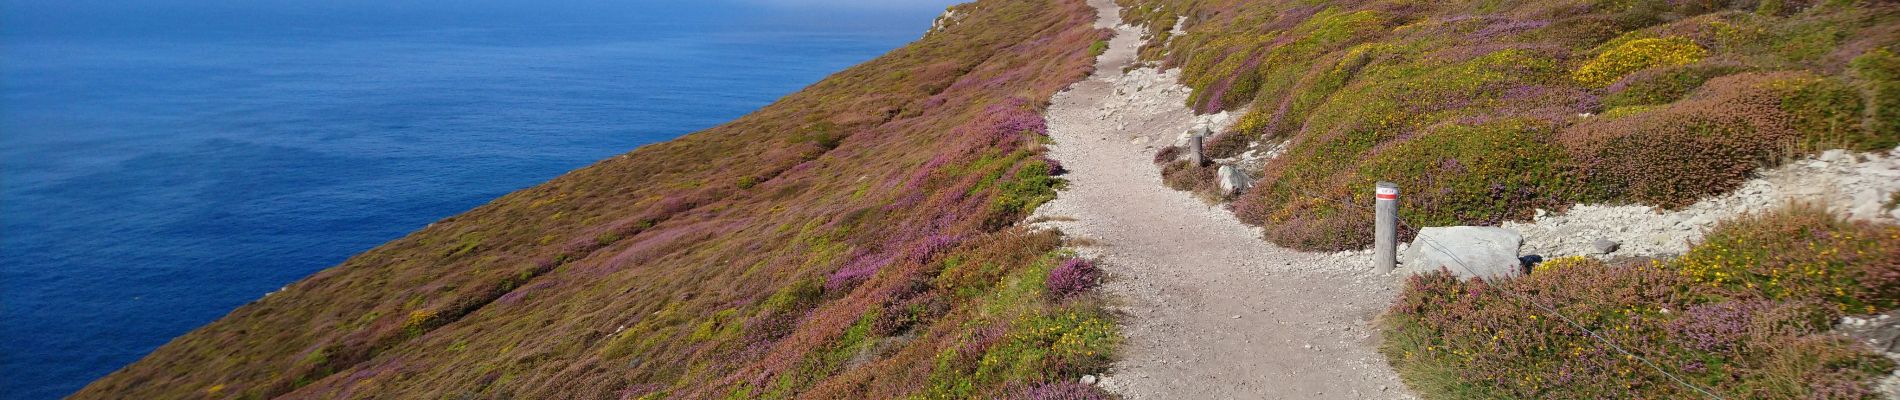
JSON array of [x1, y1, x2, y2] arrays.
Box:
[[927, 7, 965, 36]]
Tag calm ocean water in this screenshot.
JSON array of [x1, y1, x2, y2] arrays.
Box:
[[0, 2, 950, 398]]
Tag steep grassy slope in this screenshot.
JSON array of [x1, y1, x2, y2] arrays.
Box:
[[75, 1, 1115, 398], [1120, 0, 1898, 250]]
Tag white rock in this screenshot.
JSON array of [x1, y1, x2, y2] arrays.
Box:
[[1821, 149, 1849, 162], [1402, 226, 1524, 280], [1591, 239, 1620, 255], [1217, 165, 1252, 196], [1080, 374, 1099, 385]]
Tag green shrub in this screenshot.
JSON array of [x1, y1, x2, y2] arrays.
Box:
[[1780, 75, 1882, 151], [1574, 36, 1708, 87], [1603, 61, 1747, 107], [763, 277, 825, 312], [1562, 72, 1808, 208], [988, 158, 1062, 227], [1580, 70, 1877, 207], [1771, 18, 1845, 64], [973, 308, 1116, 384], [1388, 206, 1900, 398], [1202, 131, 1252, 159], [1355, 120, 1585, 228], [1673, 204, 1900, 314], [794, 122, 845, 150], [1387, 258, 1701, 398], [1573, 71, 1881, 208], [1229, 106, 1275, 138], [1850, 48, 1900, 144], [1388, 244, 1894, 398], [919, 245, 1116, 400]]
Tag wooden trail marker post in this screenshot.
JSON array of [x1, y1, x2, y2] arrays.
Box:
[[1375, 182, 1399, 273], [1187, 134, 1205, 166]]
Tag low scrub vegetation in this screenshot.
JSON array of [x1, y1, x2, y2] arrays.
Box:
[[1127, 1, 1900, 397], [1385, 205, 1900, 398], [77, 0, 1118, 398], [1121, 0, 1900, 250]]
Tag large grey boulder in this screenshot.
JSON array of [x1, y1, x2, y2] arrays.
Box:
[[1217, 165, 1252, 196], [1402, 226, 1524, 280]]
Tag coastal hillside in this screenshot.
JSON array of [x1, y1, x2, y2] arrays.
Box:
[[72, 0, 1900, 397], [75, 0, 1115, 398]]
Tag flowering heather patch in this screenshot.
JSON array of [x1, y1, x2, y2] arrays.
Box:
[[1385, 207, 1900, 398], [904, 234, 964, 264], [1002, 381, 1112, 400], [1665, 299, 1788, 353], [1046, 258, 1101, 300], [826, 251, 894, 292], [980, 97, 1051, 141]]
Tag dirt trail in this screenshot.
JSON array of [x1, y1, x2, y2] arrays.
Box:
[[1031, 0, 1415, 398]]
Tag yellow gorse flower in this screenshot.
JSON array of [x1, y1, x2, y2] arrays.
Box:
[[1573, 36, 1707, 87]]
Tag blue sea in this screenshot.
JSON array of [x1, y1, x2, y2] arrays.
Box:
[[0, 1, 952, 398]]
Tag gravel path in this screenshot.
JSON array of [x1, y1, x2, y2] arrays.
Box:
[[1031, 1, 1415, 398]]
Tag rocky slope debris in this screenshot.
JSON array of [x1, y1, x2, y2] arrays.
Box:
[[1508, 146, 1900, 260]]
